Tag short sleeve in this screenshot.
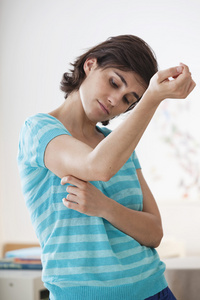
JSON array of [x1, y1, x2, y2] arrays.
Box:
[[17, 113, 70, 169]]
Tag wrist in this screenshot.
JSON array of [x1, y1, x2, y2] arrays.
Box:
[[142, 88, 164, 107], [100, 196, 118, 220]]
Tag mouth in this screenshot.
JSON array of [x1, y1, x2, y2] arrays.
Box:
[[97, 100, 109, 115]]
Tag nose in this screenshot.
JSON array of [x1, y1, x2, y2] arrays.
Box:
[[107, 91, 121, 107]]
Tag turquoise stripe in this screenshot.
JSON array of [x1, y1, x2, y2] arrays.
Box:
[[39, 224, 108, 245]]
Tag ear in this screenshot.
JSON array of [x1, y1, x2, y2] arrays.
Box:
[[83, 58, 98, 75]]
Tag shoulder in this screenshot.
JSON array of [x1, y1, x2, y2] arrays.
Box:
[[24, 113, 65, 128], [21, 113, 70, 136], [19, 113, 71, 153]]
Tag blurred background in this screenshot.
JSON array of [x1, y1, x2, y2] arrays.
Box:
[[0, 0, 199, 258]]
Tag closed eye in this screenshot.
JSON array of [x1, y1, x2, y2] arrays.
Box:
[[110, 78, 130, 104], [123, 96, 130, 105], [110, 78, 119, 88]]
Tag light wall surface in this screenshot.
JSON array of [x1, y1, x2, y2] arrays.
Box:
[[0, 0, 199, 255]]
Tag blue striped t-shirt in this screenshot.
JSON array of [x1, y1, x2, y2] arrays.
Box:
[[17, 113, 167, 300]]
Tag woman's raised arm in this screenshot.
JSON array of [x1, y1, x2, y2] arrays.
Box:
[[44, 64, 195, 182]]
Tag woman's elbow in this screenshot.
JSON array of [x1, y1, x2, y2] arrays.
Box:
[[153, 225, 164, 248], [89, 167, 113, 182], [87, 159, 115, 182]]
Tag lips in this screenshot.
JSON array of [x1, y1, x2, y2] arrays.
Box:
[[97, 100, 109, 115]]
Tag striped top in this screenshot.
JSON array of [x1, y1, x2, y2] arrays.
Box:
[[17, 113, 167, 300]]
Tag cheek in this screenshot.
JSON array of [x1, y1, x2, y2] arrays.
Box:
[[79, 77, 105, 103], [79, 81, 98, 117], [79, 79, 92, 106]]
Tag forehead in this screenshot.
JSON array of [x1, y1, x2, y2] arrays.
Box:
[[112, 68, 147, 95]]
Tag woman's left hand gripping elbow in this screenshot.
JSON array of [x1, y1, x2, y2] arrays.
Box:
[[61, 175, 109, 217], [61, 171, 163, 249]]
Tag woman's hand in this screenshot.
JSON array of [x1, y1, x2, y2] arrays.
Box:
[[61, 170, 164, 248], [146, 63, 196, 104], [61, 175, 109, 217]]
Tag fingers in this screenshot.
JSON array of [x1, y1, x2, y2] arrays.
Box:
[[171, 63, 196, 98], [61, 175, 85, 187], [156, 63, 193, 84], [61, 175, 88, 211], [156, 65, 184, 83], [179, 63, 196, 92], [153, 62, 196, 100], [62, 197, 78, 209], [66, 184, 78, 195], [188, 79, 196, 94]]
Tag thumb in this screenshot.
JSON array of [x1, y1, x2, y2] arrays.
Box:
[[157, 65, 183, 83]]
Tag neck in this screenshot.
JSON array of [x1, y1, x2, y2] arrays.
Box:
[[49, 91, 100, 139]]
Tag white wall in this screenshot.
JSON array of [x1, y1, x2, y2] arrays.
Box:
[[0, 0, 200, 255]]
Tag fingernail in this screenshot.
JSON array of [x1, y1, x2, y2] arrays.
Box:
[[61, 178, 66, 185], [177, 66, 183, 73], [62, 198, 67, 204]]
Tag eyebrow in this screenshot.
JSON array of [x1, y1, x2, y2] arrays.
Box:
[[114, 71, 140, 101]]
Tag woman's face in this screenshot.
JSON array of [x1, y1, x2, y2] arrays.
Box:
[[79, 58, 146, 124]]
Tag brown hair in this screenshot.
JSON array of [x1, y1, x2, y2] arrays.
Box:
[[60, 35, 158, 125]]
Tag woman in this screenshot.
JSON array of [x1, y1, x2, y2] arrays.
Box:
[[17, 35, 195, 300]]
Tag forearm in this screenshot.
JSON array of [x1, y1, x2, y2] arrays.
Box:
[[102, 197, 163, 248], [89, 91, 159, 181]]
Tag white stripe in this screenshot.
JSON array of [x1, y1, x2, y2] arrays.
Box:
[[28, 184, 64, 212], [39, 217, 104, 243], [32, 201, 66, 226], [47, 234, 109, 245], [44, 255, 157, 276], [21, 167, 43, 186], [111, 188, 142, 201], [47, 234, 133, 246], [103, 174, 138, 186], [42, 245, 147, 261]]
